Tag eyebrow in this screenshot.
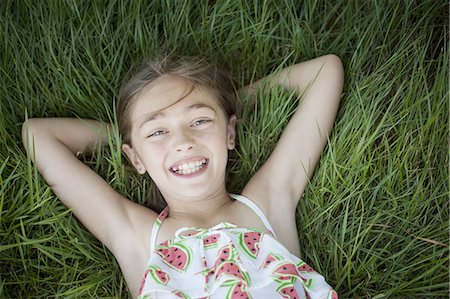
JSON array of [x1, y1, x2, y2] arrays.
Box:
[[138, 103, 215, 129]]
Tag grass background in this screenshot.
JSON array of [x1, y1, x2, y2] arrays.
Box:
[[0, 0, 448, 298]]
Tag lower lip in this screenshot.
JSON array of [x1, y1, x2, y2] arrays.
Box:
[[171, 162, 208, 178]]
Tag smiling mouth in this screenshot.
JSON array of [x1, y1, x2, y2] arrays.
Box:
[[170, 159, 208, 175]]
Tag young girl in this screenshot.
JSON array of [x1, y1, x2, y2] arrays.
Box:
[[22, 54, 343, 298]]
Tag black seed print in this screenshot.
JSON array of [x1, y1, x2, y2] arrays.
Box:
[[178, 262, 182, 266], [283, 267, 287, 270], [178, 255, 181, 258], [234, 291, 238, 294], [253, 238, 257, 241], [290, 289, 294, 293], [247, 242, 251, 245], [221, 258, 225, 262], [206, 240, 209, 243], [174, 248, 178, 251]]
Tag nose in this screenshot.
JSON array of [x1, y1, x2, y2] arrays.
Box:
[[173, 129, 195, 152]]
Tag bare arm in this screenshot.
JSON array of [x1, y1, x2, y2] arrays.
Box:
[[242, 54, 344, 208], [21, 118, 157, 253]]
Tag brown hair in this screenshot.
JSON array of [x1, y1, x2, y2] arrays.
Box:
[[117, 55, 239, 212]]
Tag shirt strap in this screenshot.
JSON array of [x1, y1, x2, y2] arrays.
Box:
[[150, 206, 169, 253], [230, 194, 277, 238]]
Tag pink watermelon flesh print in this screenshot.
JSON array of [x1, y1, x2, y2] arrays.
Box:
[[156, 241, 192, 272], [278, 284, 300, 299], [172, 289, 191, 299], [138, 270, 149, 294], [208, 243, 238, 277], [213, 243, 237, 266], [273, 262, 300, 278], [215, 261, 250, 284], [297, 261, 316, 273], [261, 253, 283, 269], [203, 233, 220, 248], [329, 290, 339, 299], [226, 281, 252, 299], [148, 265, 170, 285], [240, 231, 262, 258]]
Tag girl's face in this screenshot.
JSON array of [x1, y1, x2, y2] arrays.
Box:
[[122, 75, 236, 200]]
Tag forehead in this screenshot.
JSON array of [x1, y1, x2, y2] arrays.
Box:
[[130, 75, 223, 123]]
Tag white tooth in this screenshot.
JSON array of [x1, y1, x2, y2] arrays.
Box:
[[182, 164, 188, 170], [189, 162, 195, 168]]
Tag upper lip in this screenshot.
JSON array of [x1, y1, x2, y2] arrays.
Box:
[[169, 156, 208, 171]]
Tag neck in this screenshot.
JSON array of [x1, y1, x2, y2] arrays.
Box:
[[162, 188, 233, 223]]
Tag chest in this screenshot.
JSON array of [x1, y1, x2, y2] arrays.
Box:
[[156, 200, 300, 256]]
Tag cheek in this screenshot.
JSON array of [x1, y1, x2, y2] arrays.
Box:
[[139, 142, 167, 168]]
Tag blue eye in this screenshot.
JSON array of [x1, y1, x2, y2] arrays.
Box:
[[192, 119, 210, 127], [148, 130, 166, 138]]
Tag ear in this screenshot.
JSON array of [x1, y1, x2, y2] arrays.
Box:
[[122, 143, 146, 174], [227, 114, 237, 150]]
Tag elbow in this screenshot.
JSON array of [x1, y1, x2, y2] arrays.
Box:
[[21, 118, 42, 154], [22, 118, 34, 151], [325, 54, 344, 81], [323, 54, 345, 99]]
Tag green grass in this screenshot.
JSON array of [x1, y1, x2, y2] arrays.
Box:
[[0, 0, 448, 298]]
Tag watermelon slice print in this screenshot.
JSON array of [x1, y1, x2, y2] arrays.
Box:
[[273, 262, 300, 278], [260, 252, 283, 269], [272, 262, 301, 285], [297, 261, 316, 273], [173, 289, 191, 299], [225, 281, 252, 299], [240, 231, 262, 258], [203, 233, 220, 249], [328, 289, 338, 299], [205, 243, 239, 278], [215, 261, 251, 285], [138, 270, 148, 295], [277, 284, 301, 299], [156, 207, 169, 225], [156, 240, 192, 272], [212, 243, 238, 269], [147, 265, 170, 285]]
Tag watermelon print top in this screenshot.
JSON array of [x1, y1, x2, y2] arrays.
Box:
[[138, 194, 337, 299]]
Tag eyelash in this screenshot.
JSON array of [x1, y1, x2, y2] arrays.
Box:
[[146, 119, 211, 138], [148, 130, 166, 138], [192, 119, 211, 127]]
